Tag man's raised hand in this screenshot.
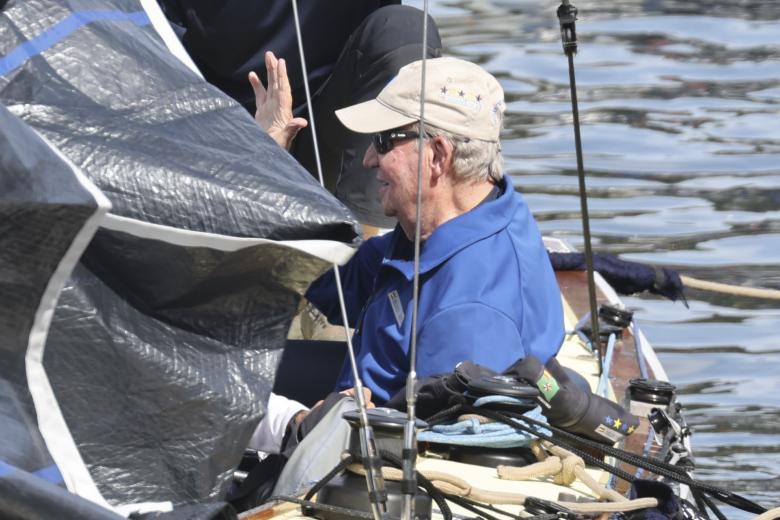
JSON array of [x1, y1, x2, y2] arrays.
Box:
[[249, 51, 307, 150]]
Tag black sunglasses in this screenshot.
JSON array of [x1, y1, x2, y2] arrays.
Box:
[[371, 129, 423, 154]]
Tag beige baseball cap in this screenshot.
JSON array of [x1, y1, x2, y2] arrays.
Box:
[[335, 57, 505, 142]]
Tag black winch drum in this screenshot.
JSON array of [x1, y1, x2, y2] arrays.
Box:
[[599, 304, 634, 328], [342, 407, 427, 458], [627, 378, 677, 416], [314, 408, 432, 520]]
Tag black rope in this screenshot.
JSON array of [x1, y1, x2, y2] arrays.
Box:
[[295, 448, 454, 520], [512, 409, 765, 514], [701, 492, 728, 520], [446, 494, 584, 520], [442, 495, 522, 520], [460, 405, 766, 515], [424, 403, 464, 427], [441, 494, 505, 520], [376, 449, 453, 520], [691, 489, 711, 520], [464, 405, 637, 482], [267, 494, 378, 520], [495, 407, 762, 512], [288, 403, 764, 518], [503, 410, 689, 479], [303, 454, 355, 502]]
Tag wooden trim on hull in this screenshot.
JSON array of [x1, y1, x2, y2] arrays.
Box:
[[556, 269, 660, 494]]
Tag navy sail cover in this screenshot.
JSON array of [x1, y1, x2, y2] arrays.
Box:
[[0, 0, 358, 516]]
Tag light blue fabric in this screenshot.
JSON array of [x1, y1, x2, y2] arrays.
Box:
[[418, 403, 549, 448], [307, 175, 565, 405]]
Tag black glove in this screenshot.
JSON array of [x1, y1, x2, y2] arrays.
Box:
[[386, 361, 496, 419]]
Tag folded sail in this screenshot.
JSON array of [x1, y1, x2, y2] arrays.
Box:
[[0, 0, 358, 514]]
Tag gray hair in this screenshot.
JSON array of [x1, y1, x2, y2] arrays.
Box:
[[421, 122, 503, 183]]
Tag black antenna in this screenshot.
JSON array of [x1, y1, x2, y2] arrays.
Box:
[[557, 0, 602, 370]]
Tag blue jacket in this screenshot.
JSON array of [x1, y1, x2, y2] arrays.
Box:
[[306, 176, 565, 404]]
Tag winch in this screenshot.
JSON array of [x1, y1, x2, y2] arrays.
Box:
[[313, 408, 432, 520], [627, 378, 677, 417]]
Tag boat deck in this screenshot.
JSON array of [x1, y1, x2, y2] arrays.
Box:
[[242, 250, 664, 519]]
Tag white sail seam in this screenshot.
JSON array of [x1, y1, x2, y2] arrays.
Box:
[[139, 0, 203, 77], [25, 134, 113, 510], [101, 213, 356, 265]]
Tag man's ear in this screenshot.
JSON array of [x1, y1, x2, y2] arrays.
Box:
[[429, 135, 453, 183]]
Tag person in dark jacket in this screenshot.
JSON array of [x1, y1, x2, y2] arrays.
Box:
[[157, 1, 442, 227]]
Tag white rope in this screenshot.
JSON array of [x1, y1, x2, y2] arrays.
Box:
[[681, 275, 780, 300], [346, 463, 660, 514], [755, 506, 780, 519]]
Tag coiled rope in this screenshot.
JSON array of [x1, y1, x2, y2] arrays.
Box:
[[498, 441, 626, 503], [345, 460, 660, 515]]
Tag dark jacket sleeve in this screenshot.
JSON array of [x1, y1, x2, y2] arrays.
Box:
[[155, 0, 397, 112], [305, 235, 386, 327]]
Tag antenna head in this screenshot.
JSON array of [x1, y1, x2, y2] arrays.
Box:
[[556, 1, 579, 55]]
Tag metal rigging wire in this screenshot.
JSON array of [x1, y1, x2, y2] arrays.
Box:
[[403, 1, 431, 519], [290, 2, 387, 519]]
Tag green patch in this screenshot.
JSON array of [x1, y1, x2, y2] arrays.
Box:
[[536, 370, 560, 402]]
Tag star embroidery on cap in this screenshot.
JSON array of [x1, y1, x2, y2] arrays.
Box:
[[439, 87, 482, 113], [613, 418, 622, 430], [490, 102, 502, 126], [627, 425, 636, 434]]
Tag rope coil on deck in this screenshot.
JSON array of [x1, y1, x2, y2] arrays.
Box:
[[345, 460, 660, 515], [498, 441, 626, 503]]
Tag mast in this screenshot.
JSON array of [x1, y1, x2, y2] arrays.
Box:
[[557, 0, 602, 370]]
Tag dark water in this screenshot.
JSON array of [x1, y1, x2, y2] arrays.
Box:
[[410, 0, 780, 515]]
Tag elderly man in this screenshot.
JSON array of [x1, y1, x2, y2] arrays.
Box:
[[233, 57, 566, 506], [304, 57, 565, 405]]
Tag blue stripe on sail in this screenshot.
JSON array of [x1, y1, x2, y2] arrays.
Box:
[[33, 464, 64, 485], [0, 10, 150, 76], [0, 461, 14, 478], [0, 461, 65, 485]]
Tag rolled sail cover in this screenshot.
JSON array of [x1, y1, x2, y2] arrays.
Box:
[[0, 0, 358, 513]]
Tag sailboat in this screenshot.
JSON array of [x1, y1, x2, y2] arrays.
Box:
[[0, 1, 775, 519]]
